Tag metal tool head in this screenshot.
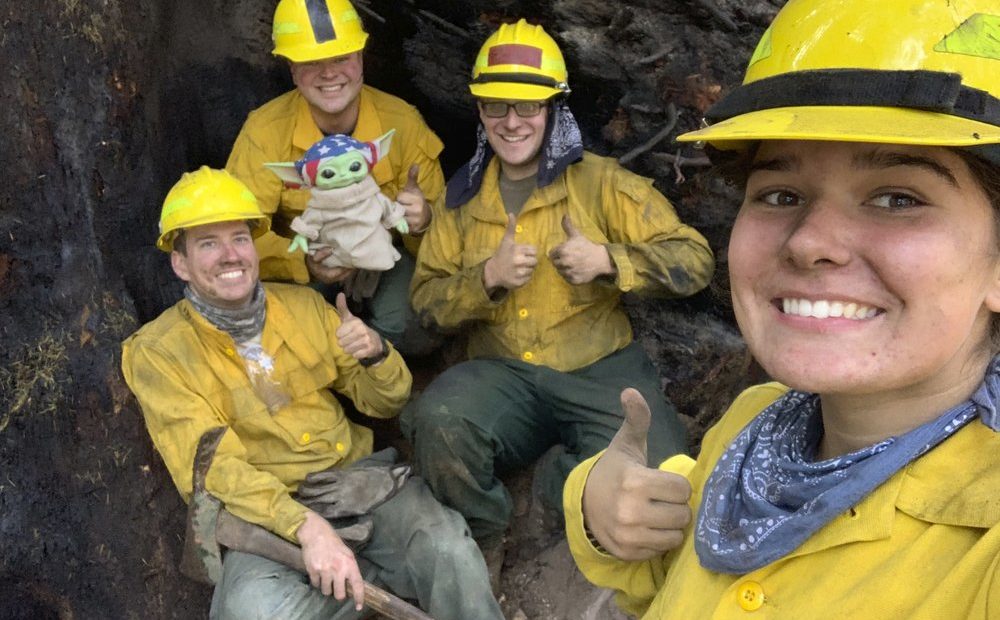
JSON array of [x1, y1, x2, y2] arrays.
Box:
[[179, 426, 228, 584]]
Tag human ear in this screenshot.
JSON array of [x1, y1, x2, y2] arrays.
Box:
[[171, 251, 191, 282]]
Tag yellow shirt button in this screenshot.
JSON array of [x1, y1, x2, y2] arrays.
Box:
[[225, 348, 235, 357], [518, 308, 528, 319], [515, 224, 523, 233], [335, 442, 345, 453], [300, 432, 311, 444], [736, 581, 765, 611], [522, 351, 534, 361]]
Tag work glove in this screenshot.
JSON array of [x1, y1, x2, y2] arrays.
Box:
[[296, 463, 411, 519]]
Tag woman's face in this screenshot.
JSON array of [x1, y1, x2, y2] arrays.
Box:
[[729, 140, 1000, 400]]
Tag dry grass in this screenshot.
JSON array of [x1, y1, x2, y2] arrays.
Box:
[[0, 329, 69, 434]]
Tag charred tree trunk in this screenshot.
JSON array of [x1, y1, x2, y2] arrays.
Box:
[[1, 1, 779, 617]]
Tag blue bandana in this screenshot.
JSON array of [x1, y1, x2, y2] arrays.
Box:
[[695, 355, 1000, 574], [445, 99, 584, 209]]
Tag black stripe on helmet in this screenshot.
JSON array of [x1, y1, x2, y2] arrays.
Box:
[[707, 69, 1000, 128], [470, 72, 569, 92], [305, 0, 337, 44]]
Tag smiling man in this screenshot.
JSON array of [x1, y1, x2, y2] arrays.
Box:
[[121, 168, 502, 619], [403, 19, 716, 578], [226, 0, 444, 356]]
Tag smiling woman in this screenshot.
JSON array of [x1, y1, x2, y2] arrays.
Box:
[[730, 141, 1000, 456], [566, 1, 1000, 618]]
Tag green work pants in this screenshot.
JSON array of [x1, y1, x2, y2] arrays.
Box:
[[209, 473, 501, 619], [399, 342, 687, 546], [316, 250, 439, 357]]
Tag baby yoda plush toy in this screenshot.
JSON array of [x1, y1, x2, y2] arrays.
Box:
[[265, 130, 408, 299]]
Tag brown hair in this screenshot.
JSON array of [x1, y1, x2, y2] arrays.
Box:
[[171, 230, 188, 255], [956, 151, 1000, 352]]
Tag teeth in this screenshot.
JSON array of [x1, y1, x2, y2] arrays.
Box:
[[501, 135, 528, 142], [781, 298, 879, 320], [218, 271, 243, 280]]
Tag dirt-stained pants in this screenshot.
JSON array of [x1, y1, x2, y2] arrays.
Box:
[[209, 476, 502, 620], [400, 342, 687, 546]]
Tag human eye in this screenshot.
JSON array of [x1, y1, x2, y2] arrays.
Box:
[[867, 191, 925, 210], [482, 102, 508, 118], [199, 239, 217, 249], [755, 189, 804, 207]]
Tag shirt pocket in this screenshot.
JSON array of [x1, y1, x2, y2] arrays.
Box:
[[544, 220, 609, 310], [462, 218, 504, 270]]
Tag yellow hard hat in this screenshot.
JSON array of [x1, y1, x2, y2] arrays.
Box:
[[470, 19, 570, 101], [157, 167, 269, 252], [677, 0, 1000, 155], [272, 0, 368, 63]]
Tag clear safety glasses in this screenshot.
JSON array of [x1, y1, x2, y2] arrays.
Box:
[[479, 101, 547, 118]]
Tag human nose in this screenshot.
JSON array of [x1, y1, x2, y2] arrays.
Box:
[[501, 107, 522, 129], [781, 200, 853, 269], [219, 241, 243, 262], [318, 59, 338, 78]]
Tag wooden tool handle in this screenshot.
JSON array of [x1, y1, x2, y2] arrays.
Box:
[[216, 510, 434, 620]]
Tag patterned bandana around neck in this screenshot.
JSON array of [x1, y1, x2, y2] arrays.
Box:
[[695, 355, 1000, 574], [445, 98, 584, 209], [184, 281, 266, 344]]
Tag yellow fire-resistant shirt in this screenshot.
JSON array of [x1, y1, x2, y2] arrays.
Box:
[[565, 383, 1000, 619], [121, 283, 412, 542], [411, 152, 714, 372], [226, 86, 446, 284]]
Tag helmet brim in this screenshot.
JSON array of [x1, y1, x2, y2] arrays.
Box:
[[677, 106, 1000, 150], [156, 215, 270, 253], [469, 82, 561, 102]]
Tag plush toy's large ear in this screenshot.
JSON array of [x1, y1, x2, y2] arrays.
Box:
[[264, 162, 308, 189], [368, 129, 396, 166]]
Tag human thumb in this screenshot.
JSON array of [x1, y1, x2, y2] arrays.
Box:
[[562, 214, 582, 238], [607, 388, 651, 465], [335, 292, 354, 320], [503, 213, 518, 242], [404, 164, 420, 191]]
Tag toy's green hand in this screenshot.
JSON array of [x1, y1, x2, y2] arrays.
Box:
[[395, 219, 409, 235], [288, 234, 309, 254]]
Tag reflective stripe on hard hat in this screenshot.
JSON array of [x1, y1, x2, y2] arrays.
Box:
[[305, 0, 335, 44], [488, 44, 542, 68]]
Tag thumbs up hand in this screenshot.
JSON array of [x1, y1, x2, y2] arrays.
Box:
[[582, 388, 692, 561], [549, 214, 615, 285], [334, 293, 384, 362], [483, 213, 538, 293], [396, 164, 431, 234]]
